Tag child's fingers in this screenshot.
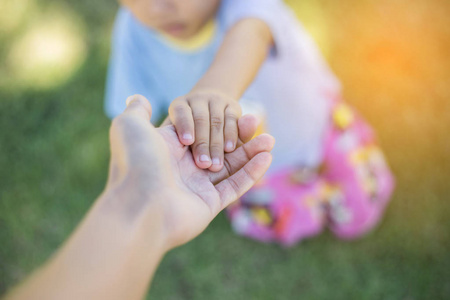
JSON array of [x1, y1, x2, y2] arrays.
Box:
[[208, 102, 225, 172], [168, 99, 195, 145], [190, 100, 212, 169], [224, 104, 242, 152], [209, 133, 275, 185]]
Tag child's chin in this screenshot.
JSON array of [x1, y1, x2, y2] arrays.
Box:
[[162, 26, 191, 39]]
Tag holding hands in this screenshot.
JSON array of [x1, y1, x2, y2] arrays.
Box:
[[5, 95, 274, 300], [168, 89, 243, 172], [112, 94, 273, 249]]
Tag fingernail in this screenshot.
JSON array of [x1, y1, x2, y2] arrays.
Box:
[[212, 158, 221, 165], [183, 133, 193, 141], [126, 95, 141, 106], [225, 141, 234, 151], [126, 99, 135, 106], [199, 155, 210, 162]]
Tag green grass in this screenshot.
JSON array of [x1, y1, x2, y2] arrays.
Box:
[[1, 0, 449, 298]]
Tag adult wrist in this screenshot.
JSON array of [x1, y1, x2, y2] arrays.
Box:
[[98, 183, 170, 245]]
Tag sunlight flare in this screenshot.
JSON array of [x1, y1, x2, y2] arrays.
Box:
[[7, 7, 87, 89]]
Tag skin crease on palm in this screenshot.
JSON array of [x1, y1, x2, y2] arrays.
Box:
[[119, 0, 221, 39], [107, 94, 275, 248]]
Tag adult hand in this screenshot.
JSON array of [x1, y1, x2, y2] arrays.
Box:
[[5, 94, 274, 300], [107, 94, 274, 250]]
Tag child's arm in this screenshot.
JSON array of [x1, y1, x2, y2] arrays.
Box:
[[168, 18, 273, 172], [193, 18, 274, 99]]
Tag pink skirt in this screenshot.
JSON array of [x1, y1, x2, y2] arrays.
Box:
[[227, 98, 395, 246]]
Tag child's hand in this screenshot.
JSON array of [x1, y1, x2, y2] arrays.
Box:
[[168, 89, 242, 172]]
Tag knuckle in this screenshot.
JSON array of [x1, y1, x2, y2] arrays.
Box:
[[193, 115, 208, 125], [225, 112, 238, 122], [173, 105, 187, 116], [194, 140, 209, 152], [210, 116, 223, 129], [169, 102, 187, 115], [210, 144, 224, 155], [211, 94, 223, 102], [188, 94, 207, 103]]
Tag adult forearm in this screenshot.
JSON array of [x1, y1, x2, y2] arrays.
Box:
[[5, 188, 167, 300], [192, 18, 273, 99]]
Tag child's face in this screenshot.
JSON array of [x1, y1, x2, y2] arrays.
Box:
[[121, 0, 221, 39]]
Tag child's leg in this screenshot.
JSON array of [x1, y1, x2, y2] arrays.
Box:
[[322, 102, 395, 239], [227, 167, 327, 246]]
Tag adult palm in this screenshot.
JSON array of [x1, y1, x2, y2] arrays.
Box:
[[108, 95, 274, 249]]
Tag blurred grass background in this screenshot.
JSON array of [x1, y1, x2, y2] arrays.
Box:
[[1, 0, 449, 298]]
